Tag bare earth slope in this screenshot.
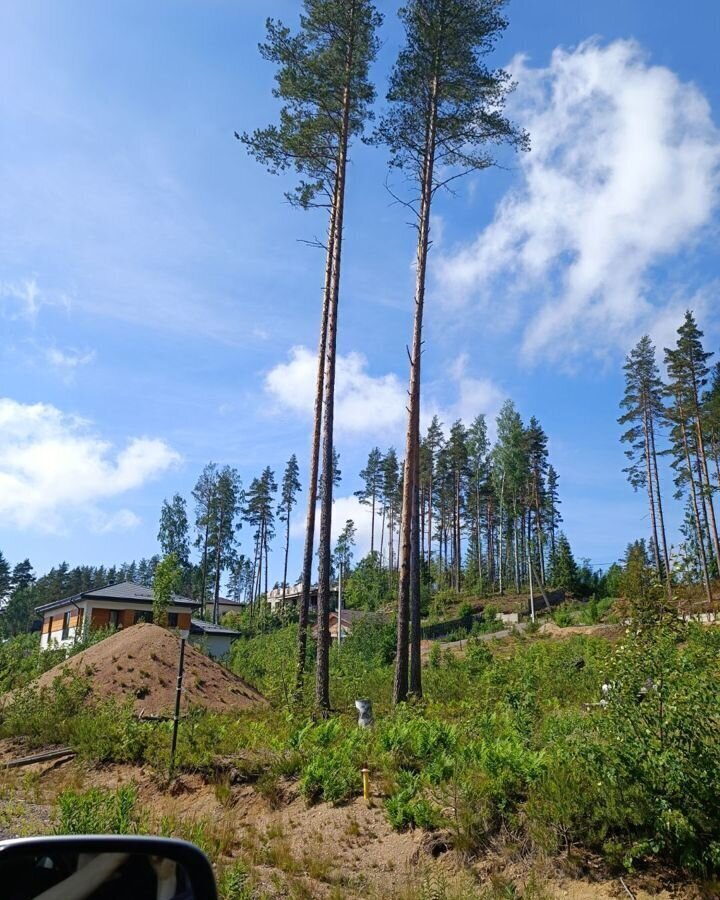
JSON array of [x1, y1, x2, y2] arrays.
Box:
[[25, 623, 264, 715]]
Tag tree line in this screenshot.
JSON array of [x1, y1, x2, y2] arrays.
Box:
[[620, 311, 720, 602], [0, 555, 162, 638]]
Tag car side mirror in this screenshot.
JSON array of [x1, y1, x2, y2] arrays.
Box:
[[0, 835, 218, 900]]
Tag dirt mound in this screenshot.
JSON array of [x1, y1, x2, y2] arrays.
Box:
[[24, 623, 265, 716]]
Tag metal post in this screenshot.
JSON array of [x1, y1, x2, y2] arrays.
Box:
[[337, 562, 343, 651], [169, 631, 188, 778]]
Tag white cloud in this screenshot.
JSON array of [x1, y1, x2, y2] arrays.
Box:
[[0, 398, 180, 532], [433, 353, 505, 428], [265, 346, 407, 436], [266, 346, 505, 437], [290, 494, 376, 561], [434, 39, 720, 362], [0, 278, 70, 320]]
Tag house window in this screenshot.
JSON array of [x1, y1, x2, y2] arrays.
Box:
[[168, 613, 178, 627], [47, 616, 53, 637], [134, 611, 153, 625], [108, 609, 121, 628], [61, 611, 71, 641]]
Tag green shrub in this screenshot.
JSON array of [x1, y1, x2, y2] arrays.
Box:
[[56, 785, 139, 835], [295, 719, 369, 805], [385, 771, 440, 830], [218, 860, 254, 900]]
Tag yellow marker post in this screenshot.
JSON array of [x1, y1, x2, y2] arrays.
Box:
[[361, 767, 370, 803]]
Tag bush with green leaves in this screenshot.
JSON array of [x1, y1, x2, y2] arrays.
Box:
[[56, 785, 139, 835]]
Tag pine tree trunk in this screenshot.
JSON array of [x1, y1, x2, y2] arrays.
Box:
[[409, 474, 422, 696], [213, 507, 224, 625], [642, 406, 663, 578], [370, 486, 376, 555], [393, 42, 439, 702], [428, 471, 433, 567], [693, 408, 720, 570], [648, 415, 672, 591], [282, 508, 290, 613], [679, 416, 712, 601], [316, 9, 356, 714], [294, 172, 337, 699], [200, 519, 209, 617], [379, 504, 386, 565]]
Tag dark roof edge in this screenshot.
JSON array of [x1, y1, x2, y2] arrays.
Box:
[[35, 594, 199, 614]]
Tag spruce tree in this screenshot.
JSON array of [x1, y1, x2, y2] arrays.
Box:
[[550, 533, 578, 595], [376, 0, 528, 703], [0, 552, 11, 602], [242, 0, 381, 714]]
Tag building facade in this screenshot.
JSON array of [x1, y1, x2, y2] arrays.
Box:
[[36, 581, 199, 649]]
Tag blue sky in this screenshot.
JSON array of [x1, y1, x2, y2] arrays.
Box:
[[1, 0, 719, 583]]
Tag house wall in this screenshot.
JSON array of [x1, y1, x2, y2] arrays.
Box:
[[40, 601, 193, 650], [189, 633, 234, 660], [39, 606, 83, 650]]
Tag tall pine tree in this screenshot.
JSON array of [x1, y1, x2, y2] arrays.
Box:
[[376, 0, 528, 702]]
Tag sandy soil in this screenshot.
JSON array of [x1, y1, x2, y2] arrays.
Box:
[[12, 623, 265, 716], [0, 746, 707, 899]]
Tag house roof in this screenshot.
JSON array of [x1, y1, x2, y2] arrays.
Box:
[[330, 609, 368, 623], [190, 618, 241, 637], [35, 580, 199, 614]]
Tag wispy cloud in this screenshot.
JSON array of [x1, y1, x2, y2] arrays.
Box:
[[434, 39, 720, 363], [45, 346, 96, 370], [0, 278, 70, 320]]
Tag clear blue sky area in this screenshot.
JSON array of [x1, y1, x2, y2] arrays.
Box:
[[1, 0, 718, 581]]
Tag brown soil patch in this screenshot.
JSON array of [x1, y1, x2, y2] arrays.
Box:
[[539, 622, 624, 639], [19, 623, 265, 716]]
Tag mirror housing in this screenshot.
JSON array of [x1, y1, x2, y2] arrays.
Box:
[[0, 835, 218, 900]]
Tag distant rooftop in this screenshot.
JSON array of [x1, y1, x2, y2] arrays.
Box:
[[190, 618, 241, 636], [35, 580, 199, 614]]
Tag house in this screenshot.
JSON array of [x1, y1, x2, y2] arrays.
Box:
[[266, 582, 337, 614], [315, 608, 369, 641], [35, 581, 199, 650], [215, 596, 245, 619], [189, 619, 241, 659]]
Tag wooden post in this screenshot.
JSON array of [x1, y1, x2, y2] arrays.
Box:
[[169, 631, 188, 778]]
